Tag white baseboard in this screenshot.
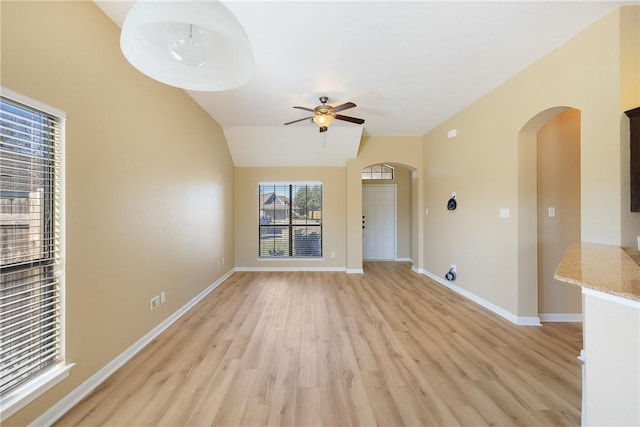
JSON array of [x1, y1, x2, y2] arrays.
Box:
[[236, 266, 346, 272], [395, 257, 413, 262], [420, 270, 541, 326], [516, 316, 543, 326], [29, 268, 236, 427], [346, 268, 364, 274], [540, 313, 583, 322]]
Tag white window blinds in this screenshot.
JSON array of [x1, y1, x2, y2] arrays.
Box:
[[259, 183, 322, 258], [0, 93, 63, 397]]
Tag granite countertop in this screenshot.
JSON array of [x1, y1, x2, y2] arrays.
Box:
[[554, 242, 640, 302]]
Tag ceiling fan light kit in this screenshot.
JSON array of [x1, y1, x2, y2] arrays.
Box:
[[285, 96, 365, 133], [312, 113, 334, 127], [120, 0, 254, 92]]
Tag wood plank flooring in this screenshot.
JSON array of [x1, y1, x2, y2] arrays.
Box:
[[54, 262, 583, 426]]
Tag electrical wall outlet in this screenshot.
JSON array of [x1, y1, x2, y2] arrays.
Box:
[[160, 291, 166, 304], [150, 295, 161, 310], [450, 264, 457, 272]]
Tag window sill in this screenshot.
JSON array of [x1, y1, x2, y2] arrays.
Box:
[[258, 257, 324, 262], [0, 362, 74, 422]]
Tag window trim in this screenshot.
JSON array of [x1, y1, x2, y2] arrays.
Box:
[[0, 363, 74, 421], [0, 87, 70, 421], [361, 163, 394, 180], [258, 181, 323, 259]]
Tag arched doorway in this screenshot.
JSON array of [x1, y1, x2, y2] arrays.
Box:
[[344, 136, 423, 274], [517, 107, 582, 320], [360, 163, 414, 261]]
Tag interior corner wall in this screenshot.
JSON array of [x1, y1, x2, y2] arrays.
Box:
[[620, 5, 640, 250], [422, 6, 631, 316], [1, 2, 235, 425]]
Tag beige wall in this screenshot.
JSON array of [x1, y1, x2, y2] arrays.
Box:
[[2, 2, 235, 425], [235, 167, 346, 269], [362, 165, 412, 260], [422, 6, 637, 317], [537, 109, 582, 315]]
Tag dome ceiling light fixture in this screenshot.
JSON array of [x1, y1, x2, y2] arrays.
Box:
[[120, 0, 254, 92]]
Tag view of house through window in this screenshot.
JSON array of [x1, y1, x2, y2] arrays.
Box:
[[259, 183, 322, 257], [362, 164, 394, 180], [0, 93, 63, 399]]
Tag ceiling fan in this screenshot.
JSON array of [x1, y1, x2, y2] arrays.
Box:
[[284, 96, 365, 133]]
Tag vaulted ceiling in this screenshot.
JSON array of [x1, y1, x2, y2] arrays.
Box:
[[95, 0, 632, 166]]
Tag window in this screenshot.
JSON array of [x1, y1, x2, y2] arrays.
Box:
[[361, 164, 394, 180], [259, 183, 322, 258], [0, 89, 66, 417]]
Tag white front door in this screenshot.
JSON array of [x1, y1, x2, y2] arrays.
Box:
[[362, 185, 396, 260]]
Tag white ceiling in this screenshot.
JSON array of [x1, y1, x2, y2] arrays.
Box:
[[95, 0, 633, 166]]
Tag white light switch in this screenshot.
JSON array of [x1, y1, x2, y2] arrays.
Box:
[[425, 208, 429, 216], [447, 129, 457, 139], [548, 207, 556, 218], [499, 208, 510, 218]]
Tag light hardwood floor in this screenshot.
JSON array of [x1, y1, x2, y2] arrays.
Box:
[[55, 262, 582, 426]]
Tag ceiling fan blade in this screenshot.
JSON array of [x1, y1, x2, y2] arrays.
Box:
[[284, 116, 313, 126], [333, 102, 356, 112], [293, 106, 315, 112], [335, 114, 365, 125]]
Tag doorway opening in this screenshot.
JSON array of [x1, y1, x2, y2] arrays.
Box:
[[518, 107, 582, 320], [361, 163, 414, 262]]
